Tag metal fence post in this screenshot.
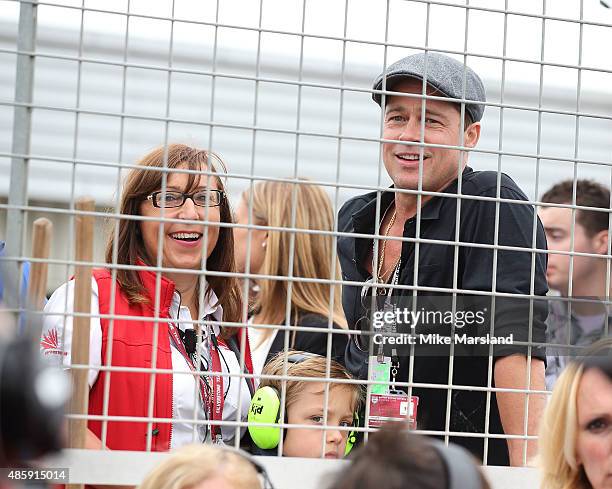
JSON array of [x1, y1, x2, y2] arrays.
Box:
[[4, 0, 37, 311]]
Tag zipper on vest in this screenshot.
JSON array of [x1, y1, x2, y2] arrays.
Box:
[[169, 291, 179, 449], [169, 396, 174, 449]]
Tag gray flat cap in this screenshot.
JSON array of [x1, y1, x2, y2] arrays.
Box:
[[372, 52, 486, 123]]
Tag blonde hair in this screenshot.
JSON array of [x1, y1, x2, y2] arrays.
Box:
[[539, 362, 588, 489], [106, 144, 243, 339], [137, 444, 261, 489], [260, 351, 362, 413], [244, 179, 347, 345]]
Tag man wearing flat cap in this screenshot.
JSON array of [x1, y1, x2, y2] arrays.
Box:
[[338, 52, 548, 466]]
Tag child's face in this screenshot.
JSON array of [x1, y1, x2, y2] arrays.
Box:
[[282, 382, 355, 459]]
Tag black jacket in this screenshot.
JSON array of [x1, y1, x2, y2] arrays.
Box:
[[265, 312, 348, 365], [337, 167, 548, 466]]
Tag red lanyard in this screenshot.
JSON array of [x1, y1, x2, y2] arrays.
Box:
[[168, 323, 225, 442], [209, 336, 223, 443]]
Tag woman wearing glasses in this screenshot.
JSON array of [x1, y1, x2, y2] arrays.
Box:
[[233, 179, 348, 375], [40, 144, 254, 452]]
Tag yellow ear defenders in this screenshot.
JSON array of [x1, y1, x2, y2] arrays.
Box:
[[344, 411, 359, 455], [248, 352, 358, 456]]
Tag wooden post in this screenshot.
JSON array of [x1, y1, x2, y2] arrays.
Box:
[[68, 198, 95, 456], [26, 217, 52, 342]]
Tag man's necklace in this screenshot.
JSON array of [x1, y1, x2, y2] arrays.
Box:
[[377, 204, 401, 287]]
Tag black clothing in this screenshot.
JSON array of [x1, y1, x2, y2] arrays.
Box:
[[338, 167, 548, 466], [265, 313, 348, 365]]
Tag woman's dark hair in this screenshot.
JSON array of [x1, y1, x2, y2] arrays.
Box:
[[328, 423, 491, 489], [105, 143, 243, 339]]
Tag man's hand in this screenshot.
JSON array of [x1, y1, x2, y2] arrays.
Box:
[[494, 354, 546, 466]]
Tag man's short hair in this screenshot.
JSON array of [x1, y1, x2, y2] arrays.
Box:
[[541, 179, 610, 237], [460, 110, 474, 130]]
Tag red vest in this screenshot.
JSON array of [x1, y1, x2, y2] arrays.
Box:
[[87, 267, 252, 451]]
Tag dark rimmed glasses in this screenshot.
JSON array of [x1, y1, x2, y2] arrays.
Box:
[[146, 189, 225, 208]]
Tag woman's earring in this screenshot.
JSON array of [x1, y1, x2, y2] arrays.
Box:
[[261, 241, 267, 248]]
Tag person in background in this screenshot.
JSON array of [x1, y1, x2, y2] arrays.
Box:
[[233, 179, 348, 374], [539, 338, 612, 489], [248, 351, 361, 459], [137, 444, 266, 489], [539, 180, 611, 389], [338, 52, 548, 466], [328, 423, 492, 489], [0, 242, 30, 304], [0, 241, 32, 331], [41, 144, 253, 452]]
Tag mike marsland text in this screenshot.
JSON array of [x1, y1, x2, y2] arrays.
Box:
[[372, 333, 514, 346]]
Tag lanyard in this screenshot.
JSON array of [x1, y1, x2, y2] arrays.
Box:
[[168, 322, 225, 443], [209, 332, 224, 443], [374, 259, 401, 356], [372, 259, 401, 389], [370, 205, 402, 390]]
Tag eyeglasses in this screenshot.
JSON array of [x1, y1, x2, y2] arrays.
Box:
[[146, 189, 225, 208]]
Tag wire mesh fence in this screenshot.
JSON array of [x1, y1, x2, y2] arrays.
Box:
[[1, 0, 611, 482]]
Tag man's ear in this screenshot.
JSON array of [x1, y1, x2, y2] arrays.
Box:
[[464, 122, 481, 148], [593, 228, 609, 255]]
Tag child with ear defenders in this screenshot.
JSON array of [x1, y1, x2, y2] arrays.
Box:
[[247, 351, 362, 459]]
